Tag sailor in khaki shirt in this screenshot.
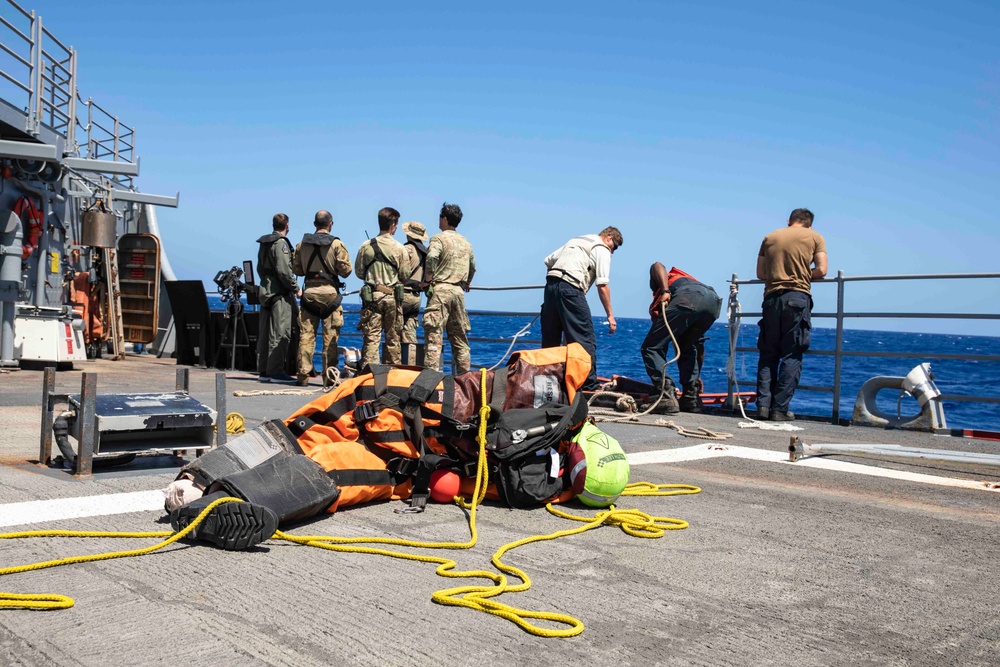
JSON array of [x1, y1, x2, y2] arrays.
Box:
[[421, 203, 476, 374]]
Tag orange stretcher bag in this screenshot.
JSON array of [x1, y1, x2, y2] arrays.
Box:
[[284, 343, 591, 513]]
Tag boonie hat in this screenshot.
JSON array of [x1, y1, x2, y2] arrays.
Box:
[[402, 221, 428, 243]]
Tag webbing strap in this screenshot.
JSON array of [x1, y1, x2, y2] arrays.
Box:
[[488, 365, 508, 416], [327, 469, 394, 487]]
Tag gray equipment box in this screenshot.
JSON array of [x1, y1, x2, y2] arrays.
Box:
[[68, 391, 216, 455]]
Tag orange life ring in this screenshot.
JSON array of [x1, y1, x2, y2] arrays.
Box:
[[14, 196, 43, 259]]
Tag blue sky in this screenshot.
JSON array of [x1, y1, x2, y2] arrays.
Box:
[[9, 0, 1000, 334]]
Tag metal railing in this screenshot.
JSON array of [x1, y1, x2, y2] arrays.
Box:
[[726, 271, 1000, 422], [0, 0, 134, 165]]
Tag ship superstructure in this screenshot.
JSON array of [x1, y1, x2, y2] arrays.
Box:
[[0, 0, 178, 367]]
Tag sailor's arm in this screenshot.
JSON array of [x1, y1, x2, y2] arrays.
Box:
[[334, 242, 352, 278], [291, 243, 305, 277], [756, 254, 767, 281], [275, 242, 298, 295], [812, 251, 828, 280], [465, 249, 476, 290], [354, 245, 369, 281], [423, 238, 442, 284], [597, 284, 616, 334]]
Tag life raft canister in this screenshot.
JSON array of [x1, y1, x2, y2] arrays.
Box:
[[14, 196, 43, 260]]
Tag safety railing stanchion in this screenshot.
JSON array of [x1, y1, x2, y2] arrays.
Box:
[[832, 270, 845, 422], [725, 273, 738, 411]]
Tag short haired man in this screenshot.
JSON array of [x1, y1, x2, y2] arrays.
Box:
[[755, 208, 828, 421], [256, 213, 299, 383], [292, 210, 352, 386], [422, 203, 476, 374], [354, 207, 406, 367], [541, 226, 623, 391], [641, 263, 722, 413], [399, 221, 429, 351]]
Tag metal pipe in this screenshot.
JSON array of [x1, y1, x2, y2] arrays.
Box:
[[733, 272, 1000, 285], [789, 438, 1000, 468], [0, 205, 23, 365]]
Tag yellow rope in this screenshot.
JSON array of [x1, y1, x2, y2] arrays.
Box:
[[226, 412, 246, 434], [0, 497, 250, 610], [0, 373, 701, 637]]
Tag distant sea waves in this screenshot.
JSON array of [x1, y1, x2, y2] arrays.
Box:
[[221, 298, 998, 430]]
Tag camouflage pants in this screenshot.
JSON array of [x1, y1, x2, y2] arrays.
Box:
[[422, 283, 471, 374], [358, 293, 401, 367], [297, 286, 344, 380], [401, 292, 421, 345]]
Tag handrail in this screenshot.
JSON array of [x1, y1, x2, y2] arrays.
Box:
[[726, 270, 1000, 422], [0, 0, 135, 164]]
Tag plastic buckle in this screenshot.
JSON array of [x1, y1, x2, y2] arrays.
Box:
[[354, 401, 380, 423]]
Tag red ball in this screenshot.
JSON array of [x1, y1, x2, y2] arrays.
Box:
[[565, 441, 588, 496], [429, 469, 461, 503]]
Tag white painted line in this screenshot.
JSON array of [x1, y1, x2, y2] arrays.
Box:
[[628, 443, 1000, 493], [1, 444, 996, 530], [0, 489, 165, 528]]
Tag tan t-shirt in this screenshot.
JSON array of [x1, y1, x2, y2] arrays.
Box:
[[758, 226, 826, 295]]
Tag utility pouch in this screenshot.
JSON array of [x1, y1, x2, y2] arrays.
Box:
[[394, 283, 405, 303], [360, 284, 373, 307], [426, 284, 435, 300]]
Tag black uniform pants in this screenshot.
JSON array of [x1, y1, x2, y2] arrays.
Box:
[[756, 289, 812, 413], [540, 277, 599, 391], [641, 284, 721, 393]]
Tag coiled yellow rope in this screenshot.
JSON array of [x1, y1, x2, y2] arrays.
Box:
[[0, 496, 246, 610], [226, 412, 246, 434]]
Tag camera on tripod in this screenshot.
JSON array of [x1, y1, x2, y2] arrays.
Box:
[[213, 266, 246, 303]]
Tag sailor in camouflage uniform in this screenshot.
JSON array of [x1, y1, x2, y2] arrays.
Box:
[[256, 213, 299, 383], [399, 221, 429, 347], [354, 207, 406, 366], [292, 210, 352, 386], [422, 202, 476, 374]]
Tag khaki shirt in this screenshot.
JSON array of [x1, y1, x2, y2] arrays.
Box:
[[293, 232, 352, 288], [758, 226, 826, 295], [354, 235, 406, 286], [401, 243, 424, 284], [426, 229, 475, 285]]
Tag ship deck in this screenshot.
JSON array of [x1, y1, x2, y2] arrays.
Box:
[[1, 356, 998, 666]]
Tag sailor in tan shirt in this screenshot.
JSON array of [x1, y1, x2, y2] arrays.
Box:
[[755, 208, 828, 421], [421, 203, 476, 374], [354, 207, 406, 367]]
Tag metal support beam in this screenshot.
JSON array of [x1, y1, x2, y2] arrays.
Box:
[[0, 138, 57, 161], [75, 372, 97, 478], [63, 155, 140, 176], [216, 372, 227, 446], [109, 189, 179, 208], [175, 367, 189, 392], [38, 366, 56, 465]]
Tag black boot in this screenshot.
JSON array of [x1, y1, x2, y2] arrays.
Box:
[[649, 378, 680, 414], [679, 384, 702, 413], [170, 491, 278, 551]]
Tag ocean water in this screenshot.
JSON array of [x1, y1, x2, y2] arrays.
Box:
[[223, 299, 1000, 430]]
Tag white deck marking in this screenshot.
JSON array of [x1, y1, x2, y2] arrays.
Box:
[[628, 443, 1000, 493], [0, 489, 165, 528], [1, 445, 997, 529]]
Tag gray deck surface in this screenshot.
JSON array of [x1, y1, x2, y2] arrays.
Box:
[[1, 356, 998, 667]]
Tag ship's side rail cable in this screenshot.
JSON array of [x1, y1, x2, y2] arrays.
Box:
[[0, 370, 700, 638]]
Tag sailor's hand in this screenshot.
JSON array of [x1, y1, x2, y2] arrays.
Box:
[[607, 316, 617, 334]]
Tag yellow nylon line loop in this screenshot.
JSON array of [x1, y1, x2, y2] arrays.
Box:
[[0, 496, 250, 610]]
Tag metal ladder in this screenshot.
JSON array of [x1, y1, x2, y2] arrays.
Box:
[[102, 247, 125, 360]]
